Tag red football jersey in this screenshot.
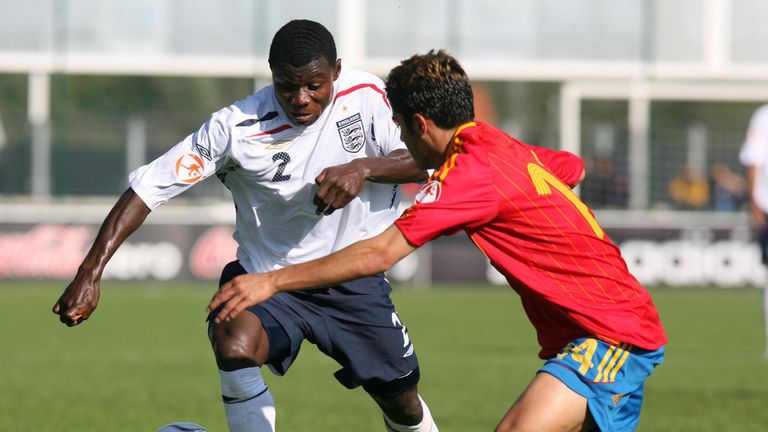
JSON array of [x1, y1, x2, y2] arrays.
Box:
[[396, 122, 667, 358]]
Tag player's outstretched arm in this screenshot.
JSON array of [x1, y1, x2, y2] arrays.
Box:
[[208, 224, 416, 323], [52, 188, 151, 327], [313, 149, 427, 215]]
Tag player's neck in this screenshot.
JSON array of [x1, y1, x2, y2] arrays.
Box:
[[434, 126, 458, 162]]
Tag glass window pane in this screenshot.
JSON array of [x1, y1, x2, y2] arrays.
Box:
[[0, 74, 30, 194], [0, 0, 54, 51], [48, 0, 337, 58], [368, 0, 646, 61], [731, 0, 768, 63], [652, 0, 703, 62]]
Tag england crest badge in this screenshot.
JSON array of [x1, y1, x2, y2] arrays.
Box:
[[336, 113, 365, 153]]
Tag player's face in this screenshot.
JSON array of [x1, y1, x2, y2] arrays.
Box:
[[272, 57, 341, 126], [393, 111, 434, 170]]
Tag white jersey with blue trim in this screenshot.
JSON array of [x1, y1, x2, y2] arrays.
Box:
[[129, 67, 405, 273]]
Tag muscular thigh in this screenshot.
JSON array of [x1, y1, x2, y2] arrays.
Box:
[[497, 372, 590, 432]]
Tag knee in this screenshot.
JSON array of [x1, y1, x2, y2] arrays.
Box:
[[495, 415, 582, 432], [494, 420, 524, 432], [208, 318, 262, 370], [374, 386, 423, 425], [396, 392, 423, 424], [495, 411, 529, 432]]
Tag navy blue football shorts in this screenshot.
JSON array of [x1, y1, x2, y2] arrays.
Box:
[[213, 260, 420, 398], [540, 337, 665, 432]]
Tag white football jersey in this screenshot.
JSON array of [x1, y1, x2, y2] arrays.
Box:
[[129, 67, 406, 273], [741, 104, 768, 213]]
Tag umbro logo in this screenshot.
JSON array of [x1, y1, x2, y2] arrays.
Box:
[[195, 143, 212, 161], [236, 111, 278, 127], [403, 344, 414, 358]]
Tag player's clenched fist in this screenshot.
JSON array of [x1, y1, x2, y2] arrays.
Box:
[[52, 278, 101, 327], [313, 161, 367, 215]]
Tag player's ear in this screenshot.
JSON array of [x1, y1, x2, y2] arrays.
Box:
[[413, 113, 429, 136], [333, 59, 341, 80]]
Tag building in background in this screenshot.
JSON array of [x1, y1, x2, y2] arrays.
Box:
[[1, 0, 766, 286]]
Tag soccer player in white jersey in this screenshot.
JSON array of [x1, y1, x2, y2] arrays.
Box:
[[53, 20, 439, 432], [740, 103, 768, 358]]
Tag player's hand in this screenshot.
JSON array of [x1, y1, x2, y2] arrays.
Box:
[[207, 274, 278, 323], [52, 277, 101, 327], [313, 160, 368, 215]]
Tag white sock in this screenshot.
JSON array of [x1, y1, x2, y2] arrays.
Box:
[[763, 285, 768, 358], [219, 367, 276, 432], [383, 395, 439, 432]]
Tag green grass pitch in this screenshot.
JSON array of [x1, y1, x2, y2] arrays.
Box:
[[1, 281, 767, 431]]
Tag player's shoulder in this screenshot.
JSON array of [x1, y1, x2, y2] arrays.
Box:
[[338, 66, 385, 85], [455, 122, 536, 173], [209, 87, 280, 130], [458, 122, 508, 152], [334, 66, 388, 105]]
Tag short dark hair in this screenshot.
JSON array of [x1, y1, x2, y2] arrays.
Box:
[[268, 20, 337, 68], [385, 50, 474, 131]]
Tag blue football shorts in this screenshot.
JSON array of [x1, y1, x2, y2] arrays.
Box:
[[213, 260, 420, 398], [539, 337, 665, 432]]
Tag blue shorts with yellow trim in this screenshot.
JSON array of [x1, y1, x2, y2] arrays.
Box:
[[539, 338, 665, 432]]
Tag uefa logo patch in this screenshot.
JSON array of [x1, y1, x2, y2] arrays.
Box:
[[415, 180, 442, 204], [174, 153, 205, 183], [336, 112, 365, 153]]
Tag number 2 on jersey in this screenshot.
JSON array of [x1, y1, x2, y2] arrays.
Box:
[[526, 163, 604, 239], [271, 152, 291, 182]]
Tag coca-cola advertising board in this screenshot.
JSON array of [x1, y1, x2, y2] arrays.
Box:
[[0, 222, 765, 287], [0, 223, 236, 282]]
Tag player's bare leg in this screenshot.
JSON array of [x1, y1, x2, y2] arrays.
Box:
[[209, 312, 275, 432], [210, 311, 270, 370], [495, 372, 595, 432], [370, 385, 438, 431]]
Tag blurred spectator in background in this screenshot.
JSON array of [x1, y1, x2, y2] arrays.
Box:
[[579, 124, 628, 208], [668, 165, 710, 209], [709, 162, 746, 211], [739, 104, 768, 357], [580, 156, 629, 208]]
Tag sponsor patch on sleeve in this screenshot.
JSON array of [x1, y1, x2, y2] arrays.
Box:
[[414, 180, 442, 204], [174, 153, 205, 184]]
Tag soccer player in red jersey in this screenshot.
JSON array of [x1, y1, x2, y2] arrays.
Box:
[[209, 50, 667, 432]]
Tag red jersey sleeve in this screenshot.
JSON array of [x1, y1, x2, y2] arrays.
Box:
[[396, 150, 497, 247], [525, 144, 584, 187]]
